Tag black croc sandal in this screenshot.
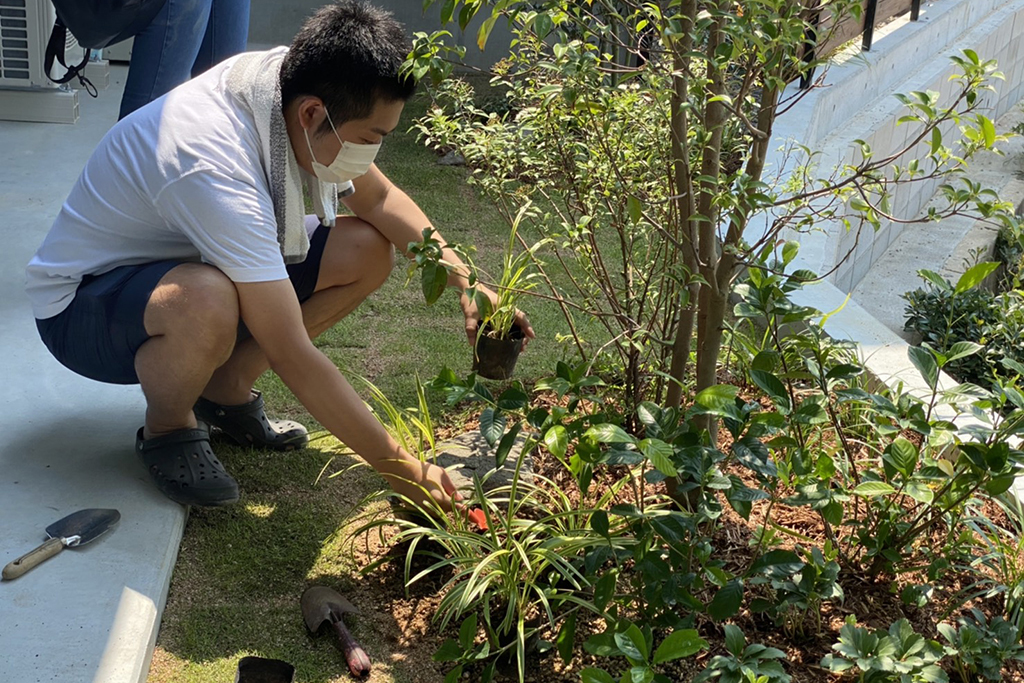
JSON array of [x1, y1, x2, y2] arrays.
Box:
[[194, 390, 308, 451], [136, 428, 239, 506]]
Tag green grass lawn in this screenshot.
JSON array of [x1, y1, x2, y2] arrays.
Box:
[[147, 95, 578, 683]]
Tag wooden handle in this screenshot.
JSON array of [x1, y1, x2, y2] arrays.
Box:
[[2, 537, 64, 580], [332, 620, 371, 678]]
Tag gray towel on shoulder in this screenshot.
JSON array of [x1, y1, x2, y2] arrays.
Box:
[[224, 47, 338, 264]]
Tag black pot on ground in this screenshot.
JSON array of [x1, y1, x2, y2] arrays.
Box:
[[473, 322, 525, 380], [236, 656, 295, 683]]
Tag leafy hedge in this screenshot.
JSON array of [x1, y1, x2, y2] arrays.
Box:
[[903, 263, 1024, 386]]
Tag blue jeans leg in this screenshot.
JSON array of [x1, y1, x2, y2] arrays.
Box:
[[193, 0, 251, 78], [118, 0, 213, 120]]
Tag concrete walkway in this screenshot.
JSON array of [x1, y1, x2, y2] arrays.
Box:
[[0, 67, 186, 683]]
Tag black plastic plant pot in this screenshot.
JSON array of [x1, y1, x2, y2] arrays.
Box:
[[236, 656, 295, 683], [473, 322, 525, 380]]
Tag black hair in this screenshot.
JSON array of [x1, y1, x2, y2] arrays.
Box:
[[280, 1, 416, 133]]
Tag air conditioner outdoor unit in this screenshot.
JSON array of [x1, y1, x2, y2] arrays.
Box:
[[0, 0, 81, 123]]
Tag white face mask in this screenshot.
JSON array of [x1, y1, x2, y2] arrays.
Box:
[[303, 107, 381, 185]]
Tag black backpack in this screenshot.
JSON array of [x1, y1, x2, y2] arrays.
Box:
[[44, 0, 167, 92]]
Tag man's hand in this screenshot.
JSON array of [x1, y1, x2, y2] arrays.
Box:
[[381, 460, 463, 512], [460, 286, 535, 348]]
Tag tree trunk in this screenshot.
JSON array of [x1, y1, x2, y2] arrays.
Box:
[[693, 11, 728, 440], [665, 0, 698, 411]]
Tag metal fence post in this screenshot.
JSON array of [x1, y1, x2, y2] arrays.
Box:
[[911, 0, 921, 21], [862, 0, 878, 51]]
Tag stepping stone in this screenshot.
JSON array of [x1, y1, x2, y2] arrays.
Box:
[[434, 430, 533, 494], [437, 150, 466, 166]]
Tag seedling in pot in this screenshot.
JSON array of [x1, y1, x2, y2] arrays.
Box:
[[406, 203, 546, 381]]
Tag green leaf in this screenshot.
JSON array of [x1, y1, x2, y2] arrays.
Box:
[[421, 261, 448, 304], [908, 345, 939, 390], [557, 612, 577, 665], [752, 350, 779, 372], [822, 500, 844, 526], [640, 438, 677, 477], [781, 240, 799, 266], [946, 341, 983, 363], [496, 385, 530, 411], [544, 425, 568, 459], [637, 402, 661, 430], [905, 481, 934, 504], [434, 639, 464, 662], [594, 571, 617, 612], [749, 549, 804, 576], [533, 12, 553, 39], [476, 14, 497, 50], [584, 630, 619, 657], [494, 421, 522, 468], [733, 436, 777, 480], [954, 262, 999, 294], [591, 510, 610, 537], [792, 401, 828, 424], [459, 614, 477, 651], [695, 385, 740, 411], [981, 115, 996, 147], [653, 629, 708, 664], [986, 473, 1016, 496], [580, 669, 617, 683], [627, 195, 643, 224], [708, 580, 743, 621], [918, 269, 950, 291], [630, 667, 654, 683], [750, 370, 791, 411], [883, 437, 919, 478], [443, 665, 463, 683], [585, 424, 635, 444], [853, 481, 897, 497], [615, 624, 649, 663], [479, 408, 506, 446], [723, 624, 745, 657]]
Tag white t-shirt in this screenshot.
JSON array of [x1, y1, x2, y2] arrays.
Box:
[[25, 51, 290, 320]]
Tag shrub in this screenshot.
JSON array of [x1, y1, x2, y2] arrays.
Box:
[[902, 268, 999, 385], [822, 617, 947, 683], [903, 264, 1024, 386], [695, 624, 791, 683], [938, 608, 1024, 681]]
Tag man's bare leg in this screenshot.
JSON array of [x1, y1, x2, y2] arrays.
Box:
[[134, 264, 240, 438], [201, 217, 395, 406]]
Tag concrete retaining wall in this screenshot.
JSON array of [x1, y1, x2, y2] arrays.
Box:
[[773, 0, 1024, 292], [769, 0, 1024, 446], [247, 0, 512, 70]]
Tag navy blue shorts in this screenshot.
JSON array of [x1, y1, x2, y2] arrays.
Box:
[[36, 225, 331, 385]]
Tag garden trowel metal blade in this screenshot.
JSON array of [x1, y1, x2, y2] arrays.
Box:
[[301, 585, 358, 631], [46, 508, 120, 546]]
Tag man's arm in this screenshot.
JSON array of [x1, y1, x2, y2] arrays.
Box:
[[344, 165, 535, 346], [235, 278, 459, 510]]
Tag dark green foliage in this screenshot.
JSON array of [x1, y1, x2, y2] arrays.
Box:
[[938, 609, 1024, 682], [822, 618, 947, 683], [902, 278, 998, 385], [903, 264, 1024, 387], [995, 219, 1024, 289], [695, 624, 791, 683]]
